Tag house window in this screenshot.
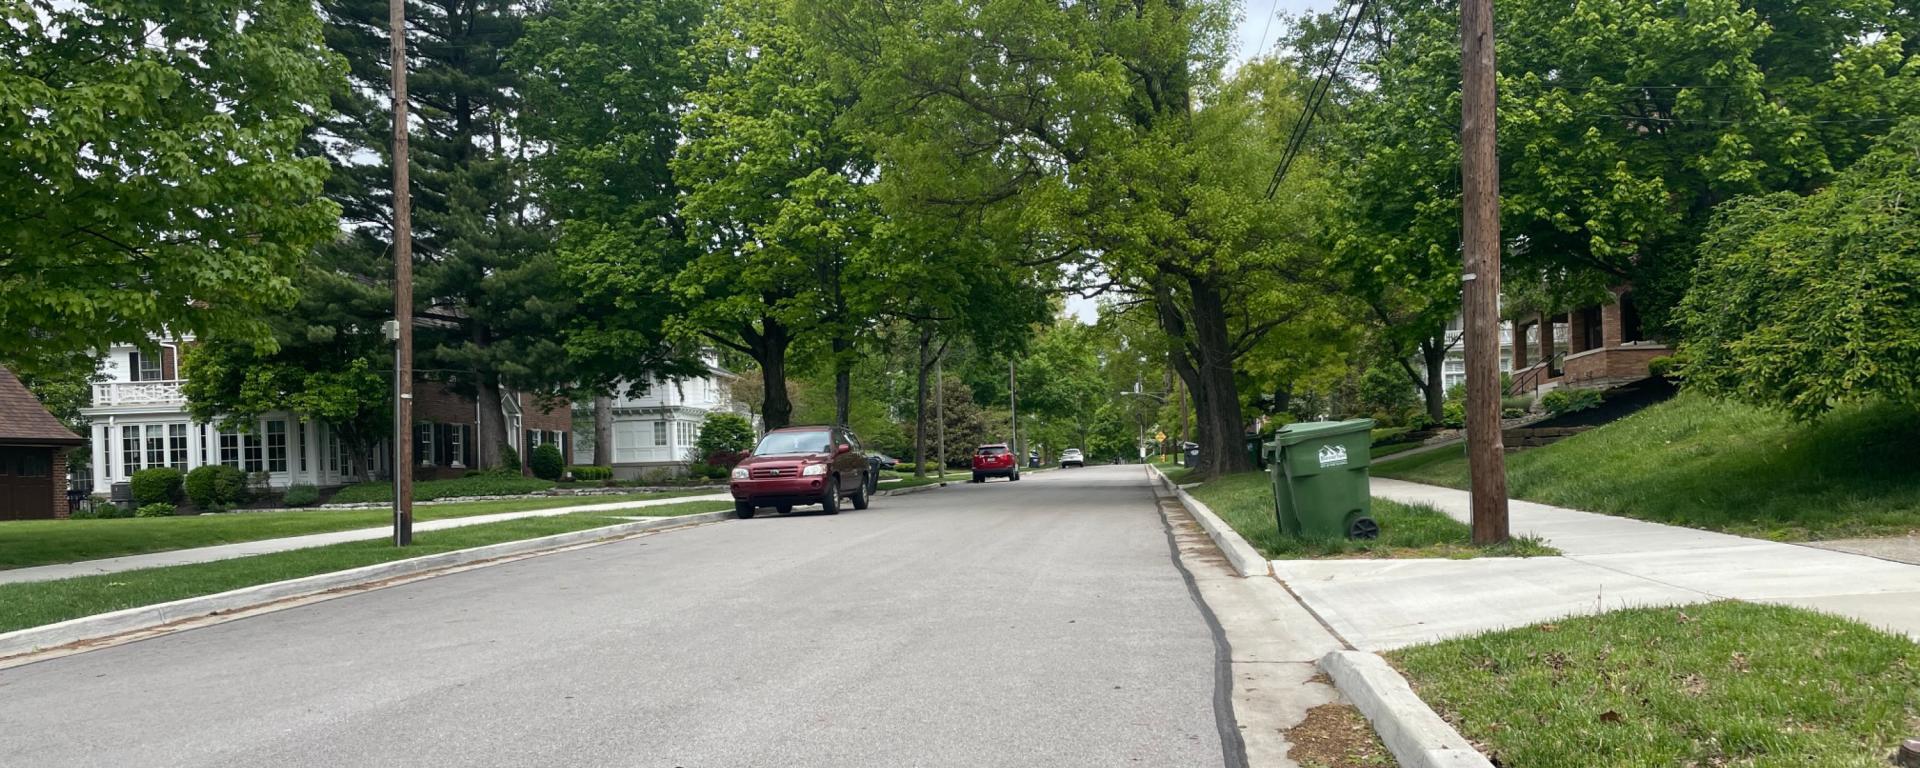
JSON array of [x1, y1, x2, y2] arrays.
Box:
[[122, 425, 142, 475], [244, 431, 263, 473], [145, 424, 166, 469], [326, 428, 339, 473], [266, 421, 288, 472], [415, 423, 434, 467], [220, 432, 241, 467], [448, 425, 466, 468], [653, 421, 668, 447], [130, 351, 162, 382], [1579, 305, 1603, 351], [169, 424, 187, 468]]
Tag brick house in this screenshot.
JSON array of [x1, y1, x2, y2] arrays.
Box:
[[411, 379, 572, 480], [1509, 286, 1670, 396], [0, 367, 86, 520]]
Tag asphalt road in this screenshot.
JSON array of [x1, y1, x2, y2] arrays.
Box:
[[0, 464, 1233, 768]]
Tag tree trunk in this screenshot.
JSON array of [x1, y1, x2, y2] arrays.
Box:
[[1157, 275, 1252, 479], [592, 395, 613, 466], [912, 327, 933, 478], [833, 334, 852, 428], [1422, 335, 1447, 422], [756, 317, 793, 431], [475, 372, 509, 471]]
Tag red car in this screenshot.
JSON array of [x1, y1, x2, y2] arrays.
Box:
[[971, 443, 1021, 483], [729, 425, 873, 518]]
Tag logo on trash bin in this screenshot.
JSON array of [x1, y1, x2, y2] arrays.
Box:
[[1317, 444, 1348, 468]]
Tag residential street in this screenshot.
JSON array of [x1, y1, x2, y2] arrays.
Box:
[[0, 466, 1233, 767]]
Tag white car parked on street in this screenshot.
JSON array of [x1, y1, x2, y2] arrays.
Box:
[[1059, 448, 1085, 468]]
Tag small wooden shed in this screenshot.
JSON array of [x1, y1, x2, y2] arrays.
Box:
[[0, 367, 85, 520]]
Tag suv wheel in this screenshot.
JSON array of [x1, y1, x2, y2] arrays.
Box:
[[851, 472, 871, 510], [735, 501, 756, 519], [821, 479, 841, 515]]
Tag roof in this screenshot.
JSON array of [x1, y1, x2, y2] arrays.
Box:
[[0, 367, 85, 446]]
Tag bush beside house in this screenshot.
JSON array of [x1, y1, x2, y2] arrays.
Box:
[[530, 443, 565, 480], [130, 467, 183, 506], [184, 465, 249, 511]]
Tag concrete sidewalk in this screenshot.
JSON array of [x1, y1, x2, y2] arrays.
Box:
[[1269, 478, 1920, 650], [0, 493, 729, 586]]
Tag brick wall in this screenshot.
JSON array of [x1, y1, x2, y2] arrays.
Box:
[[414, 380, 475, 425], [1562, 345, 1669, 386], [521, 394, 572, 432], [51, 449, 69, 519]]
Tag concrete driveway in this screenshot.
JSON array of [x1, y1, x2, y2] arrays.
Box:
[[0, 465, 1233, 767]]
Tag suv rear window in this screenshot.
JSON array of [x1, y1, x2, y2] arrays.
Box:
[[976, 446, 1008, 456]]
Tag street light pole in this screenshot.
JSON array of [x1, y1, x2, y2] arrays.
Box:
[[388, 0, 414, 547]]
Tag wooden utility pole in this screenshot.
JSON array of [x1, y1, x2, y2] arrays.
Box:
[[1008, 361, 1018, 458], [389, 0, 415, 546], [935, 353, 946, 480], [1459, 0, 1509, 544]]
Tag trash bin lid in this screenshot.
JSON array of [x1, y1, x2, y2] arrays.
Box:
[[1272, 418, 1376, 447]]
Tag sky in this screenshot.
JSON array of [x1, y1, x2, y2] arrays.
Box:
[[1061, 0, 1328, 324]]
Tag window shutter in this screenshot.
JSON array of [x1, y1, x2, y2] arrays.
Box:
[[462, 424, 476, 468], [128, 352, 142, 382]]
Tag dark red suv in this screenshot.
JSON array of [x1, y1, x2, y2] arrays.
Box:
[[729, 426, 873, 517], [971, 443, 1020, 483]]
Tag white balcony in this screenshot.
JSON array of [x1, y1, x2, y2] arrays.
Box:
[[93, 380, 187, 407]]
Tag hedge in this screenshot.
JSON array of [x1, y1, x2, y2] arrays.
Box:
[[184, 465, 248, 510], [130, 467, 183, 506], [329, 474, 556, 504], [567, 465, 613, 481]]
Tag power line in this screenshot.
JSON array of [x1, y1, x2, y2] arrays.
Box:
[[1266, 0, 1371, 199]]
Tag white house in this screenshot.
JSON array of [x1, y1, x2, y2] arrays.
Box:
[[574, 358, 753, 479], [79, 337, 379, 494]]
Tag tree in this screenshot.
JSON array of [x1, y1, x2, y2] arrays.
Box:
[[1, 0, 342, 375], [512, 0, 711, 411], [809, 3, 1337, 478], [673, 0, 884, 431], [1677, 118, 1920, 419], [321, 0, 576, 470], [1018, 322, 1111, 452], [693, 412, 757, 464], [1321, 0, 1919, 345]]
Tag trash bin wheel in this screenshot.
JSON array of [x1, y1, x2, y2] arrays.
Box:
[[1347, 516, 1380, 540]]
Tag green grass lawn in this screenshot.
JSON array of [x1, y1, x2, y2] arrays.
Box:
[[1183, 470, 1554, 559], [1374, 393, 1920, 540], [0, 490, 713, 571], [0, 500, 731, 634], [1392, 602, 1920, 768]]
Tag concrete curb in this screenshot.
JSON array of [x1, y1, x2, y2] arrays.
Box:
[[879, 480, 950, 497], [0, 509, 735, 662], [1148, 465, 1270, 579], [1319, 650, 1493, 768]]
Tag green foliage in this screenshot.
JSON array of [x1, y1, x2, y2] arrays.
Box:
[[283, 484, 321, 508], [529, 443, 565, 481], [130, 468, 184, 506], [0, 0, 344, 376], [499, 442, 522, 474], [184, 466, 248, 511], [135, 503, 177, 519], [1441, 400, 1466, 429], [1315, 0, 1919, 336], [1501, 394, 1535, 413], [567, 465, 613, 482], [1541, 388, 1604, 416], [329, 476, 556, 505], [694, 412, 757, 463], [1678, 119, 1920, 419], [1646, 355, 1679, 380]]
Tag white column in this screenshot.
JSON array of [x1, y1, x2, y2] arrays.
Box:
[[92, 423, 109, 491], [186, 420, 202, 473]]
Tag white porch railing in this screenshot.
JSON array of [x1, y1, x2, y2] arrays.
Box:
[[93, 380, 187, 406]]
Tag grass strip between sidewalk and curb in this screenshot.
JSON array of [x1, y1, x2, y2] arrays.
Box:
[[1374, 393, 1920, 541], [0, 491, 713, 571], [0, 500, 731, 635], [1182, 470, 1556, 560], [1389, 601, 1920, 768]]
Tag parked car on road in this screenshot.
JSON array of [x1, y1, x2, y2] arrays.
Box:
[[971, 443, 1020, 483], [729, 426, 872, 518], [1058, 448, 1085, 468]]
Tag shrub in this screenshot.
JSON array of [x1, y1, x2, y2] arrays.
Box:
[[1501, 394, 1534, 413], [130, 467, 183, 506], [135, 502, 176, 518], [688, 462, 715, 479], [1502, 407, 1526, 419], [283, 484, 321, 507], [694, 413, 756, 465], [97, 504, 134, 519], [328, 474, 556, 504], [68, 505, 99, 520], [567, 465, 613, 481], [499, 441, 521, 473], [185, 465, 248, 510], [530, 443, 564, 480], [1441, 400, 1466, 428], [1647, 355, 1679, 380], [247, 471, 272, 498], [704, 449, 748, 469], [703, 463, 730, 480], [1541, 388, 1604, 416]]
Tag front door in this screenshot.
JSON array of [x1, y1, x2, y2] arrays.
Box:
[[0, 447, 56, 520]]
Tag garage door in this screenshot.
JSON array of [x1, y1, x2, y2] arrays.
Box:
[[0, 447, 55, 520]]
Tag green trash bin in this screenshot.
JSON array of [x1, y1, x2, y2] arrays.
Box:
[[1268, 419, 1378, 540]]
